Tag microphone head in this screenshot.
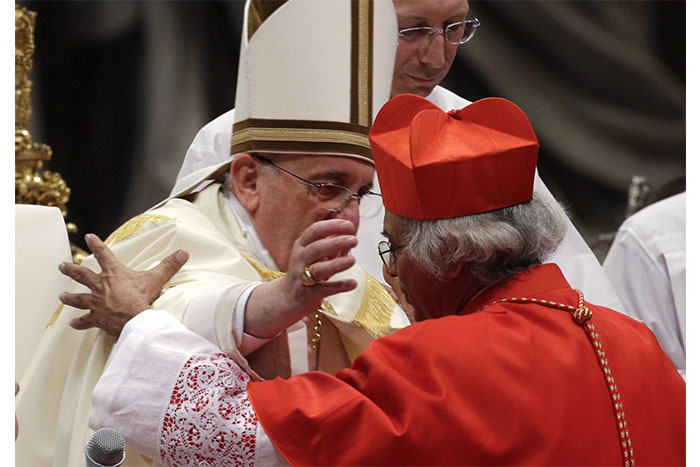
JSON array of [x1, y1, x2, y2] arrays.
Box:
[[85, 428, 126, 467]]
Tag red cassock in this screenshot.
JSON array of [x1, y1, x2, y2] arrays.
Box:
[[249, 264, 685, 466]]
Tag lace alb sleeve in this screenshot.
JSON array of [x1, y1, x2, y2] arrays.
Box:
[[90, 310, 286, 466], [160, 352, 259, 466]]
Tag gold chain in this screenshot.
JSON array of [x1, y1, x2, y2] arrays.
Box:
[[311, 311, 322, 371]]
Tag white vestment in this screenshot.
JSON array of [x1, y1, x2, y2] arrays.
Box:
[[16, 183, 408, 466], [603, 192, 686, 378], [177, 86, 625, 311]]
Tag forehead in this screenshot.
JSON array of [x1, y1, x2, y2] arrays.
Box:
[[382, 211, 402, 240], [275, 154, 375, 183], [393, 0, 469, 22]]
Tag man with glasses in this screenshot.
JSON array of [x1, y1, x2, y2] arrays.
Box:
[[179, 0, 626, 318], [16, 2, 410, 465], [65, 95, 684, 465]]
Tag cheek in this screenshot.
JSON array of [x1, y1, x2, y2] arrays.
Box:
[[443, 46, 459, 70], [397, 262, 434, 308], [395, 259, 416, 297], [393, 48, 414, 80]]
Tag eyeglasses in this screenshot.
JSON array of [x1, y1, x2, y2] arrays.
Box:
[[398, 16, 480, 47], [253, 154, 383, 218], [378, 240, 405, 270]]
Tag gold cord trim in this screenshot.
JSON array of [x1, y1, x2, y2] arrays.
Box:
[[477, 290, 634, 465], [353, 272, 396, 338], [105, 214, 174, 245], [584, 319, 635, 466]]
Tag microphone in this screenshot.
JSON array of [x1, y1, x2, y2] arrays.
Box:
[[85, 428, 126, 467]]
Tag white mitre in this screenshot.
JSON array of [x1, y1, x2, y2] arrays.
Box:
[[168, 0, 397, 202]]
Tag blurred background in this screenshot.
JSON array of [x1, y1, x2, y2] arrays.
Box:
[[21, 0, 685, 259]]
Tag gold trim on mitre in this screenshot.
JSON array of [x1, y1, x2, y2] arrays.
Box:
[[351, 0, 373, 128], [231, 118, 373, 160]]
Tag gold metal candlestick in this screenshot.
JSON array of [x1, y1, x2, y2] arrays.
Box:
[[15, 4, 87, 263]]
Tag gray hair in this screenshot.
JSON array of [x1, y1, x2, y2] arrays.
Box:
[[394, 192, 569, 289], [222, 169, 234, 196]]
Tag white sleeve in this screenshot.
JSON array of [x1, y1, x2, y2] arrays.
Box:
[[183, 281, 275, 358], [90, 309, 287, 466], [603, 229, 685, 377]]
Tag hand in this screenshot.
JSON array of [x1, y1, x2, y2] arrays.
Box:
[[59, 234, 189, 337], [245, 219, 359, 338]]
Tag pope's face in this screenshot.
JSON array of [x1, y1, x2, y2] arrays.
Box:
[[391, 0, 469, 97], [254, 154, 375, 272]]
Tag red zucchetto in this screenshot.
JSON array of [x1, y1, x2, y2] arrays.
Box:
[[369, 94, 539, 220]]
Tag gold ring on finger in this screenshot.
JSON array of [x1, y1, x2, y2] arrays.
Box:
[[300, 266, 317, 287]]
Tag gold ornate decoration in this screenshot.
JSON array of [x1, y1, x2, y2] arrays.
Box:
[[15, 4, 86, 263], [15, 5, 36, 130], [104, 213, 174, 245]]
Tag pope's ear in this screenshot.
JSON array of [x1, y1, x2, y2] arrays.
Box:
[[230, 154, 261, 212]]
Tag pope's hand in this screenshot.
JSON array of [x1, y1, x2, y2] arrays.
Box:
[[244, 219, 358, 338], [59, 234, 189, 337]]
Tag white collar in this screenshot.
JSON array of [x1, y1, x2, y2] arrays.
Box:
[[225, 192, 280, 271]]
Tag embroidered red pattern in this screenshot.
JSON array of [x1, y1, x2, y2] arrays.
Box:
[[160, 353, 259, 466]]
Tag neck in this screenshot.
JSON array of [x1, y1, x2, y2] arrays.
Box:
[[422, 268, 482, 320]]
